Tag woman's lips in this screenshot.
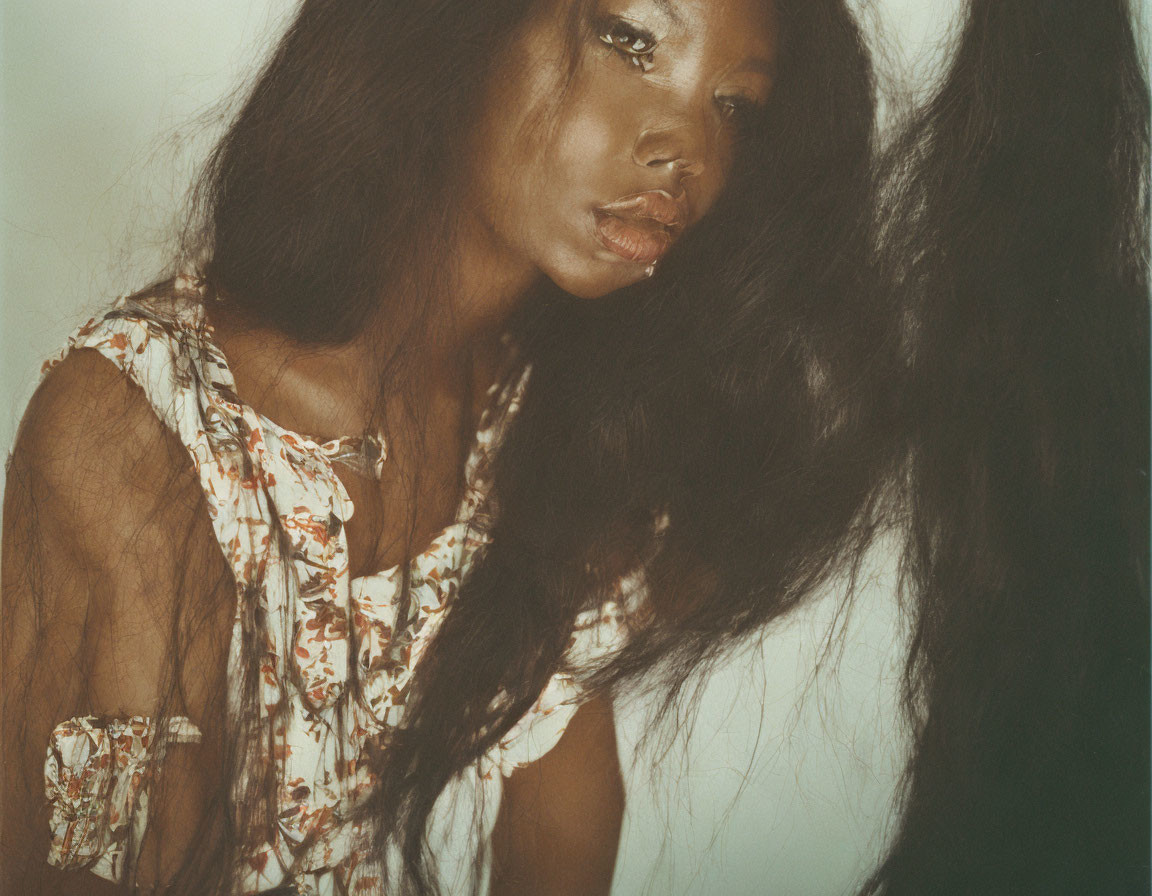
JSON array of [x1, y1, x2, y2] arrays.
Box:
[[594, 210, 674, 264], [593, 190, 689, 266]]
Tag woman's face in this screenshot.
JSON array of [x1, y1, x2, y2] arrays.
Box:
[[468, 0, 777, 299]]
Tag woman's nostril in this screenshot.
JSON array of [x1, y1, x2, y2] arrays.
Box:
[[633, 121, 709, 174]]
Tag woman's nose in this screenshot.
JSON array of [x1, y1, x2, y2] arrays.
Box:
[[632, 113, 709, 180]]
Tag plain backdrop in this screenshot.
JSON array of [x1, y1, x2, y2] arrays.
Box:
[[2, 2, 969, 893]]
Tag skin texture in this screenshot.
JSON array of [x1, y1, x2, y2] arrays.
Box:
[[0, 0, 776, 892], [466, 0, 777, 301]]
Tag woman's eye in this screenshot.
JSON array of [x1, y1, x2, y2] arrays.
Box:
[[717, 95, 761, 129], [598, 19, 658, 72]]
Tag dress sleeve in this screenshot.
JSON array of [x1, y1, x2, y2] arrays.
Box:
[[44, 715, 202, 883], [485, 566, 650, 778]]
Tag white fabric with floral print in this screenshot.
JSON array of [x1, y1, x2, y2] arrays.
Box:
[[39, 277, 649, 894]]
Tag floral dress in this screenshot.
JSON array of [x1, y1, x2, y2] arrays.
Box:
[[38, 276, 650, 894]]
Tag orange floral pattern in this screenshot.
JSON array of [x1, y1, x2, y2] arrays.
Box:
[[44, 716, 201, 882], [38, 277, 651, 894]]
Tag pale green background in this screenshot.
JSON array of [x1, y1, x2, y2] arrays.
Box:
[[2, 2, 976, 892]]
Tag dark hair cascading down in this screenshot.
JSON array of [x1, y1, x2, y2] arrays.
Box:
[[8, 0, 1148, 892], [861, 2, 1150, 893]]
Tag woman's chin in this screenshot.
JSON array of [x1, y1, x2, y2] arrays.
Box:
[[545, 258, 648, 300]]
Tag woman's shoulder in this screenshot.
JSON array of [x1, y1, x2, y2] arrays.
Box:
[[10, 339, 209, 576], [3, 288, 234, 735], [39, 276, 217, 408], [8, 277, 227, 566]]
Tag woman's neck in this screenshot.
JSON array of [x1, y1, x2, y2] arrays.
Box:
[[206, 214, 541, 444]]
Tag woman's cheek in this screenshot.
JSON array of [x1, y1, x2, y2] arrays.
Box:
[[551, 68, 641, 178]]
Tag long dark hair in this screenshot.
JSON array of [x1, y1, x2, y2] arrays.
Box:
[[2, 0, 1146, 893], [863, 2, 1150, 892]]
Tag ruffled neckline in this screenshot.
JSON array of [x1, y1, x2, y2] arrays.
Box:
[[96, 274, 537, 718], [136, 274, 528, 583]]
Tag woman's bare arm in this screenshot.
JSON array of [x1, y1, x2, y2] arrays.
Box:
[[1, 349, 233, 894], [489, 694, 626, 896]]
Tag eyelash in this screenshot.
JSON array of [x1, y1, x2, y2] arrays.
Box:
[[717, 95, 758, 123], [597, 18, 658, 72], [595, 18, 761, 125]]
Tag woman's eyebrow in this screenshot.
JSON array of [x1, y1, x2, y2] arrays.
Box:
[[651, 0, 685, 27], [740, 56, 777, 79]]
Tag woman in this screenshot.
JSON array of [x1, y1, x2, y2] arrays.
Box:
[[2, 1, 1147, 895]]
